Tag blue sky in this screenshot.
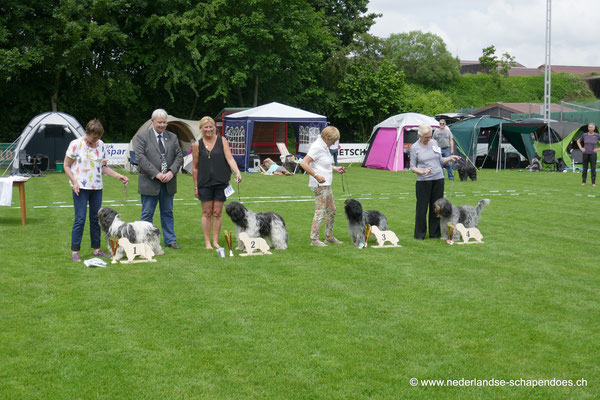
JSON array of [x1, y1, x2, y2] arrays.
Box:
[[368, 0, 600, 68]]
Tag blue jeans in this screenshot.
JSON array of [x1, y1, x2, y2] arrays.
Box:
[[140, 183, 176, 245], [441, 147, 454, 180], [71, 189, 103, 251], [329, 149, 339, 166]]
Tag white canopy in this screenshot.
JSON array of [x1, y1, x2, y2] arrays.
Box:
[[371, 112, 440, 135], [227, 102, 326, 121]]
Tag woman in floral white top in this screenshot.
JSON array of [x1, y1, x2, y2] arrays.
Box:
[[64, 119, 129, 262]]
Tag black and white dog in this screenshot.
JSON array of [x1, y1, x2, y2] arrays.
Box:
[[433, 198, 490, 241], [344, 198, 388, 245], [224, 202, 288, 250], [97, 207, 164, 260]]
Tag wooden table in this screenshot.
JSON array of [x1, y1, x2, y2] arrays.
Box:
[[9, 178, 30, 226]]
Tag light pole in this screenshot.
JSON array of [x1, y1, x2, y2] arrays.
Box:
[[543, 0, 552, 124]]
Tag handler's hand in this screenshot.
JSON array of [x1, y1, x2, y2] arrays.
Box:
[[72, 182, 80, 196], [335, 166, 346, 174], [235, 172, 242, 183], [156, 171, 173, 183], [315, 174, 326, 184]]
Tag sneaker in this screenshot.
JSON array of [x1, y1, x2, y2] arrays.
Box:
[[325, 237, 343, 244], [311, 240, 327, 247], [71, 252, 82, 262], [93, 250, 112, 258]]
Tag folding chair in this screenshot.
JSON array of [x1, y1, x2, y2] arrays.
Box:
[[541, 149, 557, 171], [276, 142, 301, 174], [18, 150, 34, 174], [570, 148, 583, 172]]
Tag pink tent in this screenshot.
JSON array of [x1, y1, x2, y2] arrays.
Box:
[[362, 113, 440, 171]]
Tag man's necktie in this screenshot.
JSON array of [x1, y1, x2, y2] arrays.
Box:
[[157, 134, 166, 155]]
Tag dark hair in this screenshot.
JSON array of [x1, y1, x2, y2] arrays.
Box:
[[85, 119, 104, 137]]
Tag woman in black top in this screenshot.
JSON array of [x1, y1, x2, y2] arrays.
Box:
[[192, 116, 242, 249]]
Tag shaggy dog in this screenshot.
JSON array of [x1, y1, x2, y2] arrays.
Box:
[[433, 198, 490, 241], [344, 198, 388, 245], [97, 207, 164, 260], [224, 202, 288, 250], [456, 158, 478, 181]]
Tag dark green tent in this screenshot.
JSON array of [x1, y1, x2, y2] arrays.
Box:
[[450, 116, 511, 161], [491, 122, 539, 161]]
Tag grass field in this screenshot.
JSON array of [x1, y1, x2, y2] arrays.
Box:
[[1, 166, 598, 399]]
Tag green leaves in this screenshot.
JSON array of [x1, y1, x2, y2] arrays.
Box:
[[383, 31, 460, 88], [338, 61, 407, 141]]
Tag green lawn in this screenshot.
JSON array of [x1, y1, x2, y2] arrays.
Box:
[[1, 166, 598, 399]]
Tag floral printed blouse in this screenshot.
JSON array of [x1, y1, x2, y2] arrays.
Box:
[[65, 137, 107, 190]]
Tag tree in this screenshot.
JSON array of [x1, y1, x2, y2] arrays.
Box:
[[383, 31, 459, 88], [478, 45, 498, 73], [309, 0, 380, 47], [478, 45, 516, 76], [337, 60, 407, 141], [404, 85, 455, 117], [195, 0, 333, 107], [0, 0, 144, 140]]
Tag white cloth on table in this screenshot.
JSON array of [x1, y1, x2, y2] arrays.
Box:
[[0, 177, 15, 206]]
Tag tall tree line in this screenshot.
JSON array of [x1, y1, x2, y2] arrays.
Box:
[[1, 0, 464, 143]]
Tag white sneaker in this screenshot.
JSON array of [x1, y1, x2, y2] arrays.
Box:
[[311, 240, 327, 247]]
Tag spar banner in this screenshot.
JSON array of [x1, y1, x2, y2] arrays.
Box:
[[104, 143, 129, 165], [338, 143, 368, 163]]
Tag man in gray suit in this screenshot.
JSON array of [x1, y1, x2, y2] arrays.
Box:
[[135, 109, 184, 248]]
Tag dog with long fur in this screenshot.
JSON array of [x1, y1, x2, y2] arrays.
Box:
[[433, 198, 490, 241], [98, 207, 164, 260], [456, 158, 477, 181], [344, 198, 388, 245], [224, 202, 288, 250]]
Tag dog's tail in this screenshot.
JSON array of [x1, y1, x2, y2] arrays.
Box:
[[476, 199, 490, 216]]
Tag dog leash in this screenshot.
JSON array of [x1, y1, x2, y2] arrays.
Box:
[[122, 182, 128, 207], [237, 180, 241, 202]]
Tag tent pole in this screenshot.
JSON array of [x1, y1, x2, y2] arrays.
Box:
[[496, 123, 503, 172]]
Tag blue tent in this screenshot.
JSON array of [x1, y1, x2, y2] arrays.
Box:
[[224, 102, 327, 171]]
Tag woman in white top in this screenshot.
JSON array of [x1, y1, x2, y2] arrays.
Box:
[[300, 126, 346, 246], [64, 119, 129, 262]]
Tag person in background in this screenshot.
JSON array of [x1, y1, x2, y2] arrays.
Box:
[[64, 119, 129, 262], [259, 158, 292, 175], [300, 126, 346, 246], [135, 109, 184, 249], [329, 139, 340, 166], [192, 116, 242, 249], [433, 119, 455, 180], [577, 122, 600, 186], [410, 124, 460, 240]]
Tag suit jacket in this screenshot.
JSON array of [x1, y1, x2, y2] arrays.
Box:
[[135, 128, 183, 196]]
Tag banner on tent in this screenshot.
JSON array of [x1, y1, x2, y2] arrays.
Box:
[[0, 144, 15, 167], [105, 143, 129, 166], [338, 143, 368, 163]]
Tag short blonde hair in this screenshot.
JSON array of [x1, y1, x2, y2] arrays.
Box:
[[199, 116, 216, 129], [321, 126, 340, 142], [417, 124, 432, 137]]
